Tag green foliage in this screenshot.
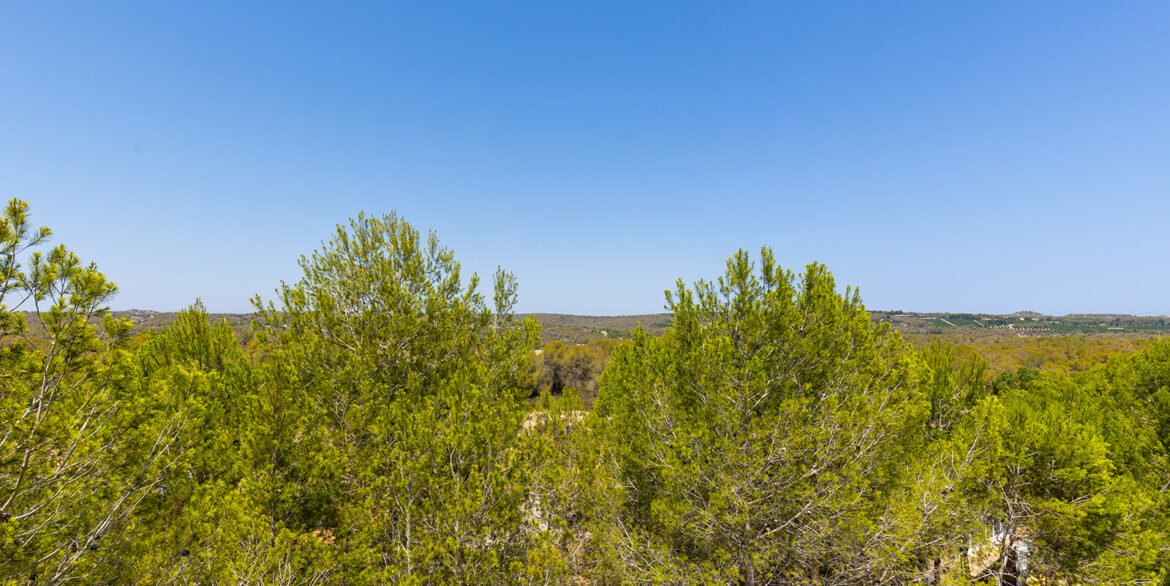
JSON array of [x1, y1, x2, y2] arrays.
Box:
[[920, 340, 988, 433], [0, 199, 165, 583], [2, 199, 1168, 584], [520, 388, 626, 582], [593, 249, 939, 582], [534, 339, 622, 406], [955, 356, 1169, 583], [245, 212, 544, 582]]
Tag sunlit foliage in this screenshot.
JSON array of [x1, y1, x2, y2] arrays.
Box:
[[0, 199, 1166, 584]]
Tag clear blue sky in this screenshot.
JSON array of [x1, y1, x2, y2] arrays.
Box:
[[2, 2, 1168, 315]]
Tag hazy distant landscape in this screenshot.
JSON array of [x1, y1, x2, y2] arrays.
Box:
[[6, 2, 1170, 584], [98, 308, 1170, 342]]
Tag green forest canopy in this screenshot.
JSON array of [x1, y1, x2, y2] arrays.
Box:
[[1, 199, 1167, 584]]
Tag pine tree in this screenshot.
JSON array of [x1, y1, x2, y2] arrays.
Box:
[[593, 249, 936, 584]]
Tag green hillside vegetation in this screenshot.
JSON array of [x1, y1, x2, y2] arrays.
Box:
[[30, 309, 1158, 407], [82, 309, 1170, 347], [528, 313, 672, 343], [875, 310, 1170, 335], [1, 198, 1168, 584]]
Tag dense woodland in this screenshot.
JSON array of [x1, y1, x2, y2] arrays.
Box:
[[1, 199, 1168, 584]]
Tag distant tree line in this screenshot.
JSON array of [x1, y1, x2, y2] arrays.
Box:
[[531, 339, 621, 407], [1, 199, 1167, 584]]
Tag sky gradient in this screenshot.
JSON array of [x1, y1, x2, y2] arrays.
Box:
[[2, 2, 1168, 315]]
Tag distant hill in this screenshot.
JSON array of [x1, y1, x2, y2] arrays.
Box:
[[85, 309, 1170, 345], [95, 310, 675, 345], [870, 310, 1170, 337], [532, 310, 1170, 342], [526, 313, 672, 343]]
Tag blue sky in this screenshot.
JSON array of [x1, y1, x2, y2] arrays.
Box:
[[2, 2, 1168, 315]]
